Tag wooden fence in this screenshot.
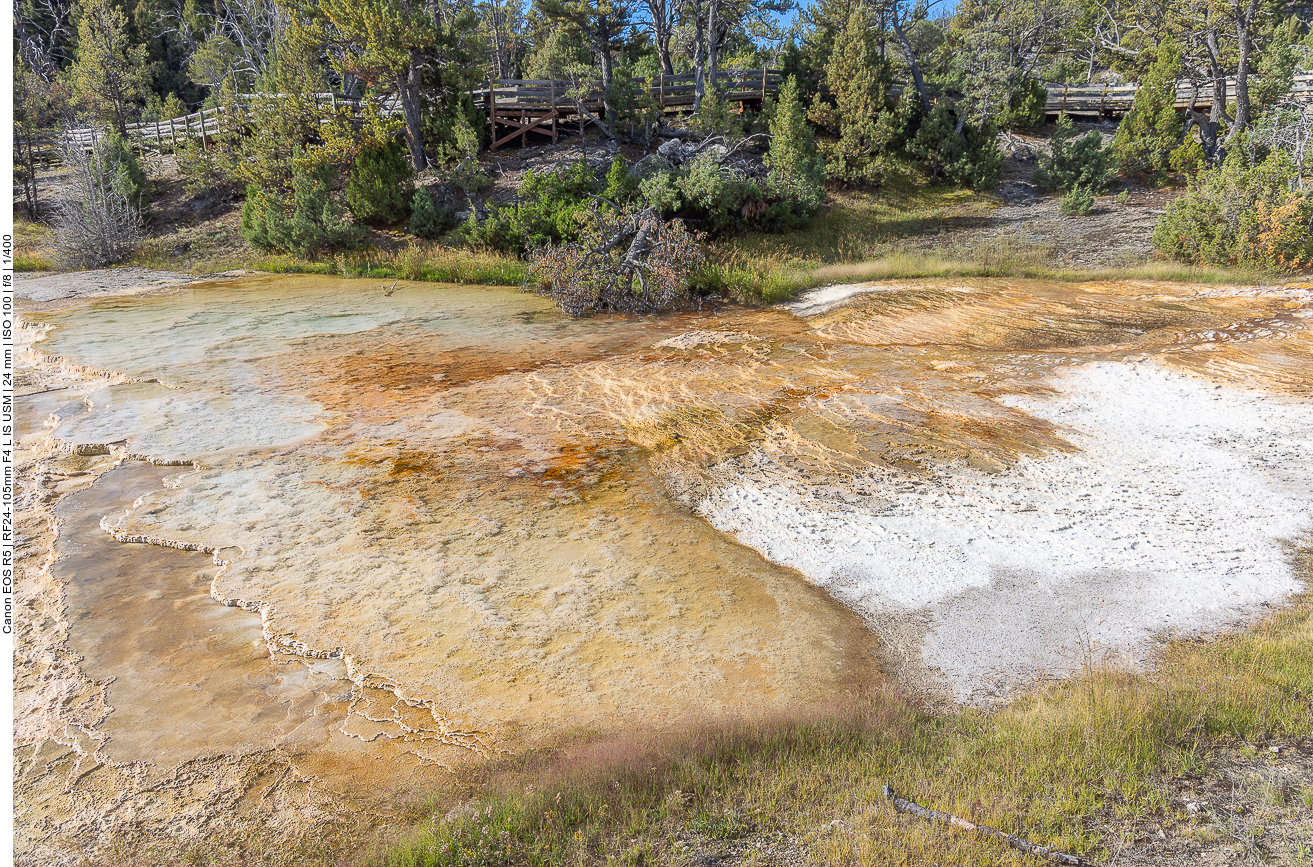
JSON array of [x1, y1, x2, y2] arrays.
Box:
[[64, 71, 1313, 154], [63, 92, 386, 151], [478, 69, 785, 149], [1045, 73, 1313, 116]]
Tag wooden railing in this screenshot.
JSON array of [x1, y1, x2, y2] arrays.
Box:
[[1045, 73, 1313, 116], [64, 71, 1313, 152], [475, 68, 784, 111], [63, 92, 397, 150]]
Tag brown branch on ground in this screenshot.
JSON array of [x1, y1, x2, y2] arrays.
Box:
[[882, 784, 1098, 866]]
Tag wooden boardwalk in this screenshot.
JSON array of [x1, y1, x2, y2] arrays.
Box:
[[1047, 74, 1313, 117], [66, 71, 1313, 153], [479, 69, 784, 149]]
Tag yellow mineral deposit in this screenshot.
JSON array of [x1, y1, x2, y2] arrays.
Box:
[[13, 274, 1312, 863]]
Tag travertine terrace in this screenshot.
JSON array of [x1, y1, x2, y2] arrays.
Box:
[[13, 273, 1312, 863]]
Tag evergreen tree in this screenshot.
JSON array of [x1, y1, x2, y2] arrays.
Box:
[[346, 137, 416, 226], [242, 152, 363, 255], [93, 131, 151, 218], [603, 154, 639, 203], [409, 188, 454, 238], [808, 10, 892, 184], [311, 0, 438, 171], [1034, 115, 1116, 194], [65, 0, 150, 134], [908, 101, 963, 183], [1111, 38, 1183, 184], [766, 76, 826, 222]]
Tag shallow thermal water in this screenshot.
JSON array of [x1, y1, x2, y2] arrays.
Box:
[[17, 274, 1313, 816]]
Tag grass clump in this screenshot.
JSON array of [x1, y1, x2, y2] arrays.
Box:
[[373, 594, 1313, 867], [13, 216, 55, 271], [249, 242, 529, 286]]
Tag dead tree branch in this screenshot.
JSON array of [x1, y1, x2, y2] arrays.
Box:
[[882, 785, 1097, 867]]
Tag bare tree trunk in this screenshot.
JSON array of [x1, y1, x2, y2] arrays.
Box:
[[657, 31, 673, 75], [1226, 0, 1257, 143], [396, 58, 428, 171], [691, 2, 706, 111], [20, 125, 40, 218], [707, 0, 719, 93], [598, 16, 615, 117], [644, 0, 675, 74], [1204, 27, 1227, 126], [889, 4, 931, 116]]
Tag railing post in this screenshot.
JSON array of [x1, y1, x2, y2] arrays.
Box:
[[488, 78, 496, 150], [199, 109, 209, 148], [551, 79, 558, 143], [762, 68, 767, 101], [660, 74, 665, 110]]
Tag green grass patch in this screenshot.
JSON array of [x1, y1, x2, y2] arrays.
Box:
[[13, 216, 55, 271], [371, 593, 1313, 867], [15, 252, 54, 271], [165, 242, 530, 287]]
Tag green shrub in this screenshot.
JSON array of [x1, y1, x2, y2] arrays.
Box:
[[434, 110, 491, 193], [464, 158, 600, 254], [809, 13, 895, 184], [241, 156, 363, 256], [676, 152, 764, 234], [1060, 185, 1095, 216], [908, 102, 962, 183], [1034, 115, 1116, 194], [95, 131, 150, 217], [1152, 149, 1313, 271], [408, 188, 455, 238], [953, 121, 1004, 191], [1112, 38, 1184, 184], [1169, 138, 1207, 178], [690, 85, 743, 139], [910, 103, 1001, 190], [765, 76, 826, 228], [639, 169, 682, 215], [346, 137, 415, 226], [605, 66, 661, 140], [1000, 77, 1048, 133], [603, 154, 639, 203]]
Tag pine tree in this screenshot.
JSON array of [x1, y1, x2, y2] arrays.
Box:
[[408, 188, 453, 238], [808, 10, 892, 184], [314, 0, 437, 171], [66, 0, 150, 134], [346, 137, 415, 226], [94, 132, 151, 218], [766, 76, 826, 220], [1112, 38, 1184, 184], [908, 101, 963, 183]]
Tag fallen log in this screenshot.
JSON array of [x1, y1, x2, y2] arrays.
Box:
[[882, 785, 1097, 866]]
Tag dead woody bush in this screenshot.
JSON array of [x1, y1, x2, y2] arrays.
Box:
[[526, 202, 706, 317], [53, 129, 146, 269]]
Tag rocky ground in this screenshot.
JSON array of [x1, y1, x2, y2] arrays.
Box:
[[1095, 740, 1313, 866]]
